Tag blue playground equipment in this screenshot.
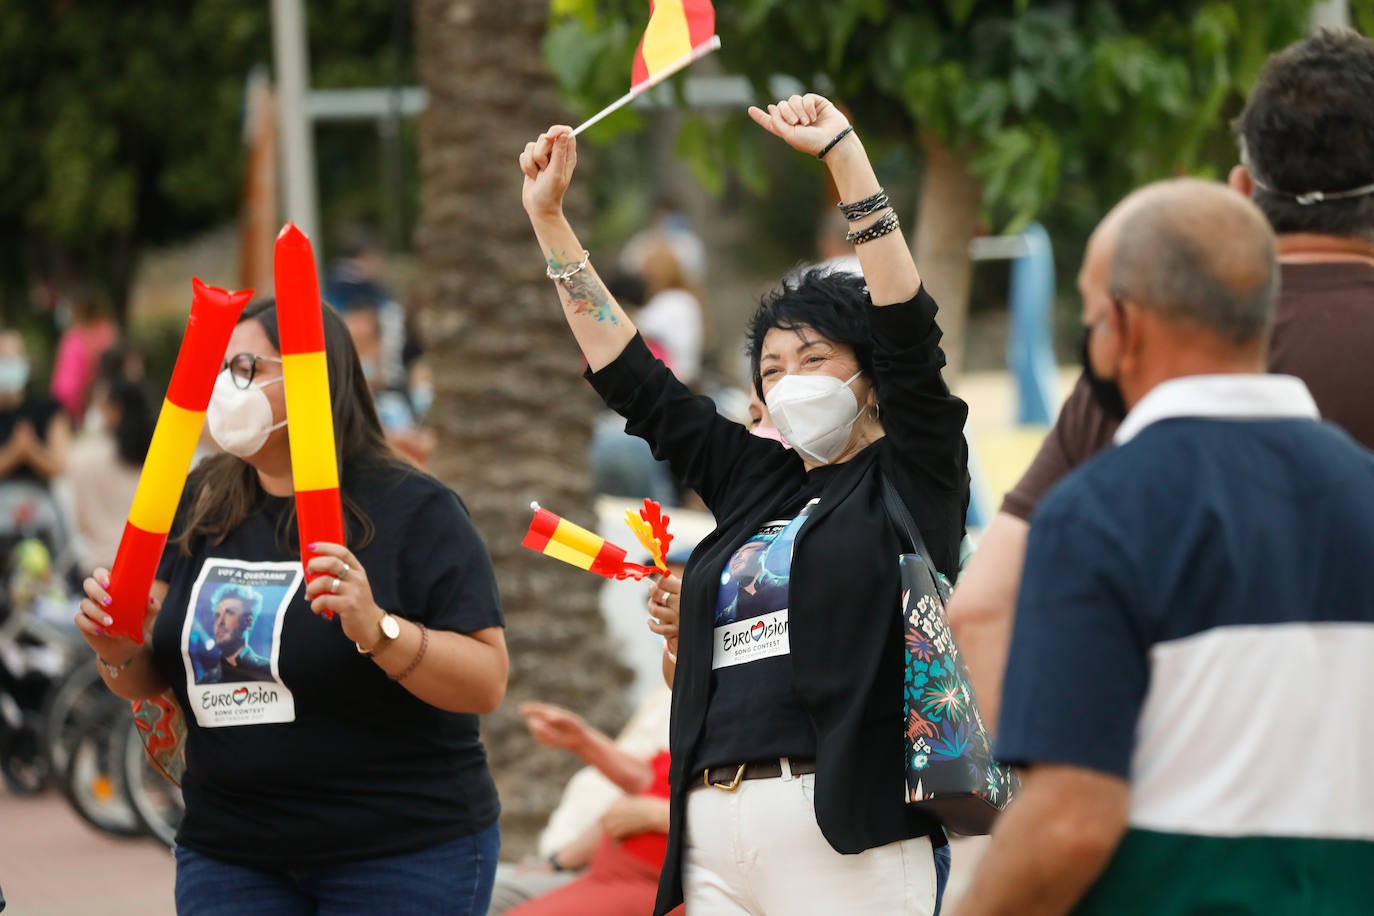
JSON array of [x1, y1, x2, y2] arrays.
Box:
[[964, 221, 1059, 531]]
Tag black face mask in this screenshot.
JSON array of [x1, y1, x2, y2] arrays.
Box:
[[1079, 325, 1127, 421]]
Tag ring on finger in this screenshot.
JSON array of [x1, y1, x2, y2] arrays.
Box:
[[330, 577, 342, 594], [339, 562, 350, 580]]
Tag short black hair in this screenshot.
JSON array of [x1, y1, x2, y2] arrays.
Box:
[[1238, 29, 1374, 239], [745, 268, 874, 397]]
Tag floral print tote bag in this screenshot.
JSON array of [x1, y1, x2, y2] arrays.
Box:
[[882, 476, 1018, 835]]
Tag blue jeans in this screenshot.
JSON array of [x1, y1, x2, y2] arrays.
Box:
[[933, 841, 952, 914], [173, 822, 499, 915]]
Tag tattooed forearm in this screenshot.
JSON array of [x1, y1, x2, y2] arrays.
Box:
[[547, 251, 619, 325], [560, 272, 618, 324]]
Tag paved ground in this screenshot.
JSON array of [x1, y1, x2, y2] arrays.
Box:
[[0, 788, 174, 915]]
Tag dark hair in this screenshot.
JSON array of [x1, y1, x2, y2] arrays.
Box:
[[1237, 29, 1374, 239], [745, 268, 875, 397], [108, 380, 155, 467], [174, 297, 405, 555]]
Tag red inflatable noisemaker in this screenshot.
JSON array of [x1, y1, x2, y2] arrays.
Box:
[[274, 224, 344, 605], [106, 280, 252, 642]]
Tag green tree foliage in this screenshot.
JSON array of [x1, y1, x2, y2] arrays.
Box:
[[545, 0, 1315, 231], [0, 0, 414, 323]]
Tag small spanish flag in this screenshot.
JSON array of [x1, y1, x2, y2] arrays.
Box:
[[631, 0, 717, 93], [571, 0, 720, 136], [522, 502, 663, 581]]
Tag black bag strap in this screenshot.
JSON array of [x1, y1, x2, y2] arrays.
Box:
[[879, 473, 933, 561]]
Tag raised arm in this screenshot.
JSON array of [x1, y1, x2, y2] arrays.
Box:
[[748, 94, 920, 306], [520, 126, 636, 371]]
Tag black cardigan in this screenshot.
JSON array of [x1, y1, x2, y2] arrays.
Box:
[[588, 286, 970, 915]]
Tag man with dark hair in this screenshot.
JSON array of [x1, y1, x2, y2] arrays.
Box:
[[954, 178, 1374, 914], [949, 28, 1374, 729]]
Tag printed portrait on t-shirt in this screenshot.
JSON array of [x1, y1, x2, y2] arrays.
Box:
[[181, 559, 302, 728], [712, 499, 815, 669]]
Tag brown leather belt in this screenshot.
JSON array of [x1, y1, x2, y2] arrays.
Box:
[[696, 758, 817, 791]]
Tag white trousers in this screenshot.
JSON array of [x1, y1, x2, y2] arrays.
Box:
[[683, 759, 937, 914]]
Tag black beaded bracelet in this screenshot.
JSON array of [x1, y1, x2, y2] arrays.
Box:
[[817, 125, 854, 159], [845, 208, 900, 245], [838, 189, 889, 221]]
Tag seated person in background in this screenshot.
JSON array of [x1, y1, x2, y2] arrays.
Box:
[[507, 701, 673, 916], [0, 330, 71, 550], [68, 379, 155, 570], [488, 685, 672, 914], [344, 305, 435, 467]]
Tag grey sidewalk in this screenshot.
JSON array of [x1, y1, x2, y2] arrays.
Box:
[[0, 789, 173, 915]]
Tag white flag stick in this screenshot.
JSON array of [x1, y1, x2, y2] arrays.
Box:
[[571, 35, 722, 136]]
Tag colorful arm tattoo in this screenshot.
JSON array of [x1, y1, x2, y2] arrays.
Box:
[[548, 251, 619, 325]]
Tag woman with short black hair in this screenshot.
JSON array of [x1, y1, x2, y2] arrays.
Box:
[[521, 93, 968, 915]]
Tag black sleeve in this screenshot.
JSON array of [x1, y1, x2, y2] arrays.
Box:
[[586, 334, 793, 515], [869, 287, 970, 494], [397, 486, 504, 634]]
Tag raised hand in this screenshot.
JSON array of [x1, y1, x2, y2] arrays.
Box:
[[747, 93, 852, 158], [520, 125, 578, 218]]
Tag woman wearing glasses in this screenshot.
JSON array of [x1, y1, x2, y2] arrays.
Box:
[[73, 298, 508, 915]]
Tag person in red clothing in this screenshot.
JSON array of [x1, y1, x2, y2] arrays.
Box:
[[509, 702, 673, 916]]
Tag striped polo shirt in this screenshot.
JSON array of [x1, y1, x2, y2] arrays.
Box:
[[999, 374, 1374, 914]]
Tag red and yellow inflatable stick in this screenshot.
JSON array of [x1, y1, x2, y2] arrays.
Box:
[[274, 224, 344, 599], [106, 280, 252, 642], [522, 501, 665, 581]]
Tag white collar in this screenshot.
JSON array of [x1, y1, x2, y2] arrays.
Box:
[[1113, 374, 1320, 445]]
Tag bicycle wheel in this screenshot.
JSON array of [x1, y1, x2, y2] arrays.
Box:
[[61, 701, 144, 838], [40, 660, 106, 782], [122, 718, 183, 847]]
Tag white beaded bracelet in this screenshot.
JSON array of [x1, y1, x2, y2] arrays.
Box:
[[546, 250, 591, 282]]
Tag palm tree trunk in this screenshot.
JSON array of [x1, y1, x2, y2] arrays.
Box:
[[912, 131, 983, 379], [414, 0, 632, 859]]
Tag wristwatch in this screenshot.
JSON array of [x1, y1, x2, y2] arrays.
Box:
[[355, 611, 402, 656]]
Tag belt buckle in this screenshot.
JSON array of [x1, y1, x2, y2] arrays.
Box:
[[704, 763, 747, 791]]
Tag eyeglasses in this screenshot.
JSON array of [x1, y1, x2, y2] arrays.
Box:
[[223, 353, 284, 390]]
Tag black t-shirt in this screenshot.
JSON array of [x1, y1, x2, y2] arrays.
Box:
[[152, 462, 504, 868], [693, 465, 843, 770], [0, 396, 62, 485]]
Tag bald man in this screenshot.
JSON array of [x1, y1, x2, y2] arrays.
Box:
[[952, 179, 1374, 915]]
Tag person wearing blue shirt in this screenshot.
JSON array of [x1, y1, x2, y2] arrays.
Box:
[[955, 178, 1374, 915]]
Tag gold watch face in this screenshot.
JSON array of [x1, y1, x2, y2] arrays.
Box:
[[380, 613, 401, 640]]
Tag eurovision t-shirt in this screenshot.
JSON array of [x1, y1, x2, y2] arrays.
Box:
[[693, 466, 842, 770], [151, 461, 504, 868]]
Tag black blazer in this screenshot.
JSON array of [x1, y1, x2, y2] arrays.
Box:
[[588, 287, 969, 915]]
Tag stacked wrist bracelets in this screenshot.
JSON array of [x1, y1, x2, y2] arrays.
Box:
[[838, 187, 900, 245]]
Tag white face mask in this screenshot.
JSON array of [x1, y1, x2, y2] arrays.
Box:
[[764, 370, 864, 464], [0, 357, 29, 394], [206, 370, 286, 458]]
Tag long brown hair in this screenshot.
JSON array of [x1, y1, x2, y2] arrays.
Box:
[[173, 298, 406, 555]]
